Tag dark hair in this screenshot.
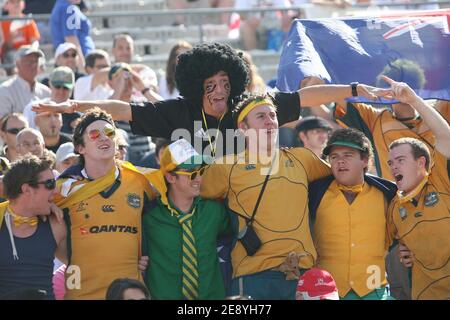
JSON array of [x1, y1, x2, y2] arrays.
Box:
[[72, 107, 115, 166], [326, 128, 373, 170], [1, 112, 27, 132], [112, 33, 133, 49], [85, 49, 109, 69], [232, 93, 277, 127], [154, 138, 171, 160], [105, 278, 150, 300], [389, 137, 430, 171], [3, 155, 52, 200], [175, 43, 249, 110], [376, 59, 426, 89], [166, 41, 192, 95]]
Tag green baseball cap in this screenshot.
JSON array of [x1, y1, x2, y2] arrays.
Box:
[[322, 140, 367, 156]]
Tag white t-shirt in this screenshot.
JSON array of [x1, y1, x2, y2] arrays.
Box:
[[158, 74, 181, 100], [74, 74, 113, 101], [23, 97, 52, 129]]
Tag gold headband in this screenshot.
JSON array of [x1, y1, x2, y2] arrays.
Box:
[[237, 98, 275, 125]]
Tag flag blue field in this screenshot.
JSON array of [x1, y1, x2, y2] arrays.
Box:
[[276, 13, 450, 102]]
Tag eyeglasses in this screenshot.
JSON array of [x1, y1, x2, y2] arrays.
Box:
[[118, 145, 128, 151], [63, 52, 77, 58], [32, 178, 56, 190], [53, 85, 70, 90], [173, 166, 206, 180], [6, 127, 25, 135], [87, 124, 116, 141]]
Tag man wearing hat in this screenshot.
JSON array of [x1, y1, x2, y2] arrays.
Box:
[[40, 42, 86, 92], [53, 107, 154, 299], [308, 128, 397, 300], [296, 268, 339, 300], [295, 116, 332, 158], [55, 142, 78, 174], [142, 138, 230, 300], [0, 43, 50, 118], [23, 66, 75, 150]]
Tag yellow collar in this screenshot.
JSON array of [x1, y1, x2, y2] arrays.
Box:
[[337, 182, 364, 194], [398, 174, 428, 204], [7, 206, 38, 227]]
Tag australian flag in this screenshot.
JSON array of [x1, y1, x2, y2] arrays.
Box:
[[277, 10, 450, 102]]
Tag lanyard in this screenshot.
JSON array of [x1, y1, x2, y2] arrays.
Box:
[[201, 109, 224, 158]]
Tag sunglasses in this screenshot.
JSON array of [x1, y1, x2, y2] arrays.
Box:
[[6, 127, 25, 135], [63, 52, 77, 58], [173, 166, 206, 180], [33, 178, 56, 190], [87, 124, 116, 141], [53, 85, 70, 90]]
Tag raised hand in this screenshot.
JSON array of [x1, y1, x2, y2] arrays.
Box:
[[380, 75, 420, 105]]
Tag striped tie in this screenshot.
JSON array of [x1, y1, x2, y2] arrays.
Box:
[[178, 209, 199, 300]]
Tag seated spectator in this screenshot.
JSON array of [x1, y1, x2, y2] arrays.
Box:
[[114, 128, 129, 162], [111, 33, 158, 102], [1, 0, 40, 75], [41, 42, 86, 91], [54, 142, 78, 174], [158, 41, 192, 100], [137, 138, 170, 169], [24, 66, 77, 136], [0, 113, 29, 162], [74, 49, 112, 101], [105, 278, 150, 300], [0, 44, 50, 119], [16, 127, 46, 158]]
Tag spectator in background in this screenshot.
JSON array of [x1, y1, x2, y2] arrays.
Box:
[[54, 142, 78, 174], [23, 66, 78, 135], [240, 50, 268, 94], [114, 128, 128, 161], [16, 127, 46, 158], [106, 278, 150, 300], [1, 0, 40, 75], [111, 33, 158, 102], [295, 116, 332, 158], [74, 49, 112, 101], [41, 42, 86, 90], [0, 113, 29, 162], [158, 41, 192, 100], [0, 44, 50, 119], [139, 137, 170, 169], [50, 0, 95, 64]]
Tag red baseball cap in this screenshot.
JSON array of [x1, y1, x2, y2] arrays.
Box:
[[296, 268, 339, 300]]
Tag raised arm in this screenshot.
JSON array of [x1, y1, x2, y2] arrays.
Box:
[[381, 75, 450, 158], [32, 100, 132, 121], [298, 83, 391, 111]]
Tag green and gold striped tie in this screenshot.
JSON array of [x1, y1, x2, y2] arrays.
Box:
[[177, 209, 199, 300]]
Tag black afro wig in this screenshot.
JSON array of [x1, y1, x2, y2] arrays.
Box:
[[175, 42, 250, 111]]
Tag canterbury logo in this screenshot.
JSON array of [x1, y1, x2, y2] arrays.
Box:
[[102, 205, 115, 213]]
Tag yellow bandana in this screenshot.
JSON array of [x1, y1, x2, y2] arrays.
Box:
[[7, 206, 38, 227], [398, 174, 428, 204], [237, 98, 275, 125], [337, 182, 364, 194]]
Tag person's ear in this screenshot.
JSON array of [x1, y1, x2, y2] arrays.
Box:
[[164, 172, 176, 184], [418, 155, 427, 170], [21, 183, 33, 196]]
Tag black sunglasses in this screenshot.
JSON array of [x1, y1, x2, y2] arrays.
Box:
[[6, 127, 25, 135], [53, 85, 70, 90], [32, 179, 56, 190]]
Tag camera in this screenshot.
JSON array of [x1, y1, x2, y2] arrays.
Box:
[[237, 223, 262, 256]]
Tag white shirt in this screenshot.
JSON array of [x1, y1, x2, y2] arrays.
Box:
[[0, 76, 51, 118], [23, 97, 52, 129], [158, 74, 181, 100], [74, 74, 113, 101]]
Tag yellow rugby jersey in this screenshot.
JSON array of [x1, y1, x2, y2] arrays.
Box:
[[62, 167, 148, 300], [314, 181, 388, 297], [335, 102, 449, 183], [387, 167, 450, 300], [201, 148, 331, 278]]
